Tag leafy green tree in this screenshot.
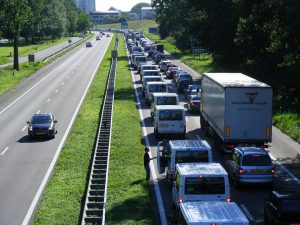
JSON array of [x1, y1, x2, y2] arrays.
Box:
[[130, 2, 151, 14], [77, 11, 91, 34], [0, 0, 30, 70]]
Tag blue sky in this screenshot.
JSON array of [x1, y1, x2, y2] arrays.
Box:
[[96, 0, 151, 12]]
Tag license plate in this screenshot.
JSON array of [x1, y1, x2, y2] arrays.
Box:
[[36, 132, 45, 135], [160, 124, 169, 128], [251, 169, 263, 174]]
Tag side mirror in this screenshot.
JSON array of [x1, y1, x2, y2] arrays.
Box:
[[54, 120, 58, 123], [27, 121, 30, 124]]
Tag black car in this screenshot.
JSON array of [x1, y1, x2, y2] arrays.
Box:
[[27, 113, 57, 139], [187, 94, 200, 113], [177, 79, 193, 93], [264, 190, 300, 224]]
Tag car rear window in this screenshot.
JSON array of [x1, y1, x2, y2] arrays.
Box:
[[175, 151, 209, 164], [242, 154, 272, 166], [185, 177, 225, 195], [157, 97, 177, 105], [149, 84, 166, 92], [159, 110, 183, 120]]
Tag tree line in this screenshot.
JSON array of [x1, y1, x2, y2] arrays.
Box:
[[152, 0, 300, 112], [0, 0, 91, 70]]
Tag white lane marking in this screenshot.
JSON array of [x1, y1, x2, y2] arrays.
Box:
[[130, 58, 167, 225], [0, 52, 84, 116], [62, 82, 65, 85], [47, 98, 51, 103], [240, 204, 254, 221], [185, 117, 189, 122], [55, 89, 59, 93], [1, 147, 9, 156], [36, 110, 40, 114], [21, 125, 27, 132], [22, 37, 111, 225], [71, 71, 74, 74], [269, 153, 300, 185]]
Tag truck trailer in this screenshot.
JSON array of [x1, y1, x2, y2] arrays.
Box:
[[200, 73, 272, 154]]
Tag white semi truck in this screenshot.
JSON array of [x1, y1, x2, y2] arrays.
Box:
[[200, 73, 272, 154]]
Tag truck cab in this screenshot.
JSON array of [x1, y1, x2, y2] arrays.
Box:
[[172, 163, 230, 208], [157, 140, 213, 186]]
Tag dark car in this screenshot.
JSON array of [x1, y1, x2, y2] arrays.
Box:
[[187, 94, 200, 113], [264, 190, 300, 224], [96, 36, 101, 40], [177, 79, 192, 93], [27, 113, 57, 139], [85, 41, 92, 47]]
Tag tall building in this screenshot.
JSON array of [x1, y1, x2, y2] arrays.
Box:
[[76, 0, 95, 14]]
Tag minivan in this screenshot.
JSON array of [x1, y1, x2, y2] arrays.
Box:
[[172, 163, 231, 208], [151, 93, 179, 117], [144, 82, 168, 105], [153, 105, 185, 138], [142, 76, 163, 96]]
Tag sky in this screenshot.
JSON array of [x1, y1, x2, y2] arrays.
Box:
[[96, 0, 151, 12]]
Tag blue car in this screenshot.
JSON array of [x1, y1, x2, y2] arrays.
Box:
[[27, 113, 57, 139]]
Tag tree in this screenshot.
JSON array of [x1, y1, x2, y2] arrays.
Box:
[[0, 0, 30, 70], [130, 2, 151, 14], [77, 11, 91, 34]]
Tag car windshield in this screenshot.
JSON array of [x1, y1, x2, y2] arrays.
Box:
[[175, 151, 209, 164], [185, 177, 225, 195], [32, 115, 52, 124], [242, 154, 272, 166]]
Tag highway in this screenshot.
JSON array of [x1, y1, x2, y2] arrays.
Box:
[[0, 34, 112, 225], [127, 41, 300, 224]]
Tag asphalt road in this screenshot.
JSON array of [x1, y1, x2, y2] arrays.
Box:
[[128, 43, 300, 224], [0, 34, 112, 225]]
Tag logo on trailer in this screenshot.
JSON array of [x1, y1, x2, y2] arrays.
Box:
[[246, 93, 258, 104]]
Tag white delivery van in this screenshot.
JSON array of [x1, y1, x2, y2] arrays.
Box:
[[157, 140, 213, 187], [142, 76, 163, 96], [153, 105, 186, 139], [151, 93, 179, 117], [140, 69, 161, 81], [144, 81, 168, 105], [133, 55, 147, 69], [140, 64, 159, 75], [130, 53, 143, 67], [172, 163, 230, 208], [176, 201, 249, 225]]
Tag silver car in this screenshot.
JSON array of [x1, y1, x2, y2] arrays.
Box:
[[225, 147, 275, 188]]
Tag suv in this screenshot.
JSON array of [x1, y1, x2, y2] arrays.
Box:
[[225, 147, 275, 188], [264, 190, 300, 224]]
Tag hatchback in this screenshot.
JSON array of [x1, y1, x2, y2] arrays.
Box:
[[225, 147, 275, 187], [27, 113, 57, 139], [264, 190, 300, 224]]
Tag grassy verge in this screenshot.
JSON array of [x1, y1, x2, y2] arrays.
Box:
[[33, 35, 116, 225], [105, 35, 156, 224], [273, 113, 300, 143], [0, 35, 92, 95]]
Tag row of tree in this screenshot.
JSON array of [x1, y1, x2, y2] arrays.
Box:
[[152, 0, 300, 112], [0, 0, 91, 70]]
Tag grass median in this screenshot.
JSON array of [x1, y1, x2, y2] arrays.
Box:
[[33, 36, 116, 225], [105, 36, 156, 224]]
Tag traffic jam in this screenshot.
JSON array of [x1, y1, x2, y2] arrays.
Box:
[[123, 30, 300, 225]]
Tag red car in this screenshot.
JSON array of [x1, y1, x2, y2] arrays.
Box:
[[166, 66, 179, 79]]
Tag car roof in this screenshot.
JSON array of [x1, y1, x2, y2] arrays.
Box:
[[146, 81, 166, 85], [236, 147, 268, 155], [152, 92, 178, 97], [177, 163, 228, 176], [32, 113, 53, 118], [169, 140, 211, 151], [156, 105, 184, 110]]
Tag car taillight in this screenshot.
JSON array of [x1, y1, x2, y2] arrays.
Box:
[[270, 167, 275, 174], [226, 198, 231, 202], [179, 198, 183, 204], [211, 223, 217, 225], [239, 168, 244, 174]]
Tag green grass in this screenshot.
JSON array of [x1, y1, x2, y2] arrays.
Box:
[[0, 35, 92, 96], [273, 113, 300, 143], [105, 34, 155, 224], [96, 20, 158, 32], [33, 36, 115, 225], [0, 62, 46, 95]]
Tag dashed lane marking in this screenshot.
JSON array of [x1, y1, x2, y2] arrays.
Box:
[[47, 98, 51, 103], [1, 147, 9, 156], [21, 125, 27, 132]]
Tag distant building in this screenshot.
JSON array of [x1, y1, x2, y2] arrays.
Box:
[[76, 0, 95, 14], [140, 7, 156, 20], [129, 12, 138, 21], [90, 10, 122, 24]]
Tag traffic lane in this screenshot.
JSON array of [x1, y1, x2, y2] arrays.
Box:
[[0, 36, 112, 224]]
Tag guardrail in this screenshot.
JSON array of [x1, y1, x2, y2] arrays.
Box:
[[81, 34, 118, 225]]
